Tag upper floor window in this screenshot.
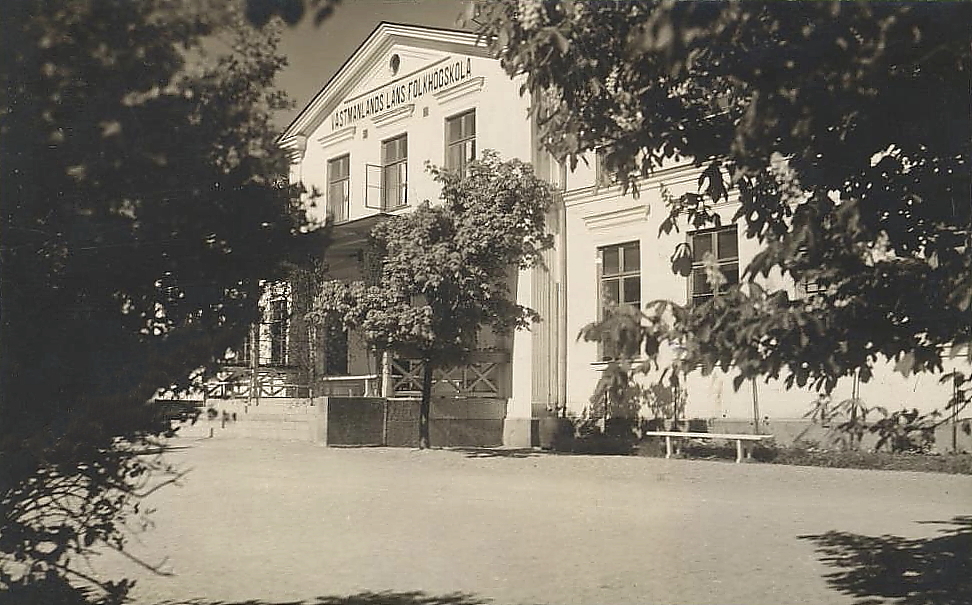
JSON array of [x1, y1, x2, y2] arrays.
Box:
[[794, 248, 824, 299], [689, 225, 739, 304], [594, 148, 617, 190], [445, 110, 476, 177], [327, 154, 350, 223], [381, 134, 407, 210], [599, 241, 641, 360]]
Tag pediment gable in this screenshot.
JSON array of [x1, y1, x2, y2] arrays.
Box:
[[349, 45, 448, 99], [280, 23, 487, 148]]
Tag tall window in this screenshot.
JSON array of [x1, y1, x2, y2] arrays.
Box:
[[322, 316, 348, 376], [599, 241, 641, 360], [445, 110, 476, 176], [268, 298, 288, 365], [381, 134, 407, 210], [689, 225, 739, 303], [327, 155, 350, 223], [594, 148, 616, 190]]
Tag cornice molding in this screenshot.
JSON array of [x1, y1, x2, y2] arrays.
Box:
[[433, 76, 484, 104], [581, 205, 649, 232], [280, 134, 307, 163], [317, 126, 356, 149], [371, 104, 415, 128]]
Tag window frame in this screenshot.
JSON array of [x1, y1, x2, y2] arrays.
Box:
[[268, 297, 289, 366], [688, 225, 739, 304], [326, 154, 351, 223], [594, 148, 617, 190], [445, 109, 476, 177], [381, 134, 408, 211], [597, 240, 641, 361]]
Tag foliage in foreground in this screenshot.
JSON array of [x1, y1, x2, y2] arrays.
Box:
[[0, 1, 321, 599], [308, 152, 553, 448], [473, 1, 972, 424]]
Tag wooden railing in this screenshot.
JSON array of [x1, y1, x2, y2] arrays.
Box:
[[205, 367, 309, 399], [391, 351, 508, 399], [318, 374, 380, 397]]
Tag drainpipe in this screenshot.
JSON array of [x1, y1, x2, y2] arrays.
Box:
[[556, 171, 568, 416]]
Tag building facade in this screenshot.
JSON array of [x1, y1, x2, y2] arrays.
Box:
[[275, 22, 965, 447]]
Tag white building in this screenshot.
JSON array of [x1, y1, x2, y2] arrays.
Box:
[[275, 22, 965, 448]]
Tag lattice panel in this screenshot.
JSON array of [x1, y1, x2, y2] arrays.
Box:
[[391, 358, 505, 398]]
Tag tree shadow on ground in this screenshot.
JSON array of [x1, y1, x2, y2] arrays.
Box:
[[158, 590, 542, 604], [800, 516, 971, 605]]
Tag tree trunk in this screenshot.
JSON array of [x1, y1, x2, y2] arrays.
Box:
[[419, 360, 433, 449]]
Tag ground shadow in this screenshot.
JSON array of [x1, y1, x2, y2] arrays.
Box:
[[158, 590, 542, 604], [800, 516, 971, 605]]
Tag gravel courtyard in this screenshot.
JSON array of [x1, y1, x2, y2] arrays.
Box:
[[90, 437, 971, 605]]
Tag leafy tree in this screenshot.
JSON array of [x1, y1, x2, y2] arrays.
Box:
[[473, 1, 972, 425], [308, 152, 552, 448], [0, 1, 323, 600], [245, 0, 343, 27]]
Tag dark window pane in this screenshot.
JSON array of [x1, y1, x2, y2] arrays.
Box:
[[602, 247, 620, 275], [718, 228, 738, 259], [623, 242, 640, 272], [602, 278, 620, 305], [693, 233, 713, 262], [384, 163, 405, 209], [447, 145, 463, 171], [328, 155, 349, 181], [465, 112, 475, 136], [722, 263, 739, 287], [623, 276, 640, 306], [447, 118, 462, 143], [398, 163, 407, 205], [328, 181, 342, 200], [382, 136, 406, 163], [692, 268, 712, 295]]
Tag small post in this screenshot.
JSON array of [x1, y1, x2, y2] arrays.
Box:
[[751, 378, 761, 435], [665, 435, 673, 459], [381, 350, 393, 398], [382, 400, 389, 447], [735, 439, 744, 463]]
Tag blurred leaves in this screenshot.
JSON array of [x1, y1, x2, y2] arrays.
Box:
[[1, 0, 324, 598]]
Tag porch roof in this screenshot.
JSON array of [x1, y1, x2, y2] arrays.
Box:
[[329, 213, 390, 251], [322, 213, 390, 275]]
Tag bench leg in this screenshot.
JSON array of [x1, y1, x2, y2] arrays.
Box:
[[735, 439, 744, 463], [665, 435, 673, 459]]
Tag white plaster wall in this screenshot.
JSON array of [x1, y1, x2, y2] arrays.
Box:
[[287, 30, 969, 427], [293, 44, 538, 424], [299, 53, 532, 226], [563, 161, 966, 420]]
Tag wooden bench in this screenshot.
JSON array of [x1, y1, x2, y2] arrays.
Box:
[[642, 431, 774, 463]]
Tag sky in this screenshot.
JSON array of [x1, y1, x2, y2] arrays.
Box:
[[273, 0, 471, 129]]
